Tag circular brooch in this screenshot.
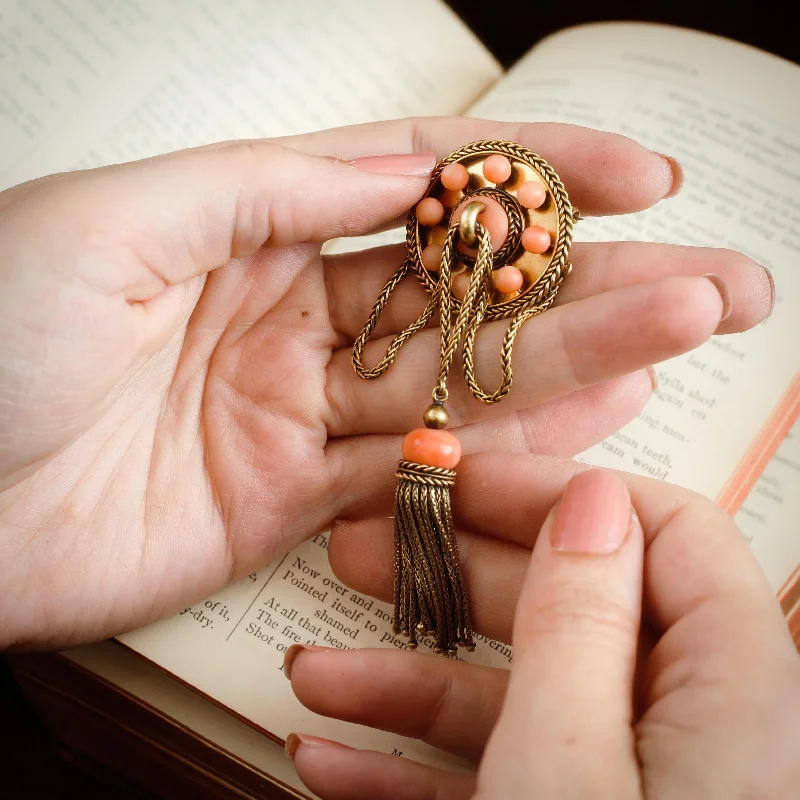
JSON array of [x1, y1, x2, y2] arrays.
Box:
[[409, 139, 579, 320]]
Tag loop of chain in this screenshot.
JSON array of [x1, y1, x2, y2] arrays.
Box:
[[352, 220, 569, 404], [352, 257, 440, 380]]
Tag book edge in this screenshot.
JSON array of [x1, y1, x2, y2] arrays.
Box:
[[716, 372, 800, 514], [62, 646, 312, 800]]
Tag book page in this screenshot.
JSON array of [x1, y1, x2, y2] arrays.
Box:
[[0, 0, 500, 188], [469, 23, 800, 517], [52, 16, 800, 777]]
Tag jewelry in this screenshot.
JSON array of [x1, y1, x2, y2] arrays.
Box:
[[352, 140, 579, 655]]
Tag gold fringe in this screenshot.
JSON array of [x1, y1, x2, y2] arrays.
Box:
[[393, 460, 475, 655]]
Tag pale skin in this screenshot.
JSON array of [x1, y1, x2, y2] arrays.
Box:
[[0, 115, 790, 795]]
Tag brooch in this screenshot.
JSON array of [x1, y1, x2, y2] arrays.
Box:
[[353, 140, 579, 654]]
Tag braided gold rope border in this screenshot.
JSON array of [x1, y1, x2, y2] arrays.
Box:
[[406, 139, 577, 322]]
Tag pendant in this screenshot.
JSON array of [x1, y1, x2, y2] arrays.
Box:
[[352, 140, 579, 655]]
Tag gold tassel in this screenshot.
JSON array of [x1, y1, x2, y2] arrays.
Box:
[[352, 141, 577, 655], [394, 461, 473, 654]]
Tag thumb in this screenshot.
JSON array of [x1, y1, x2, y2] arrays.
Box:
[[15, 141, 435, 287], [476, 469, 643, 800]]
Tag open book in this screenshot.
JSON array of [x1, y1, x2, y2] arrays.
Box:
[[3, 2, 799, 797]]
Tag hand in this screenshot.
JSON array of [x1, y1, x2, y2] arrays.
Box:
[[0, 118, 772, 650], [286, 458, 800, 798]]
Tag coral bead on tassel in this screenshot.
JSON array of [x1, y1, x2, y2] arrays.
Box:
[[402, 428, 462, 469]]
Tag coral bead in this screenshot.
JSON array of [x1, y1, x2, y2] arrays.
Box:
[[451, 194, 509, 253], [483, 154, 512, 184], [421, 244, 443, 271], [451, 271, 471, 300], [521, 225, 551, 254], [517, 181, 547, 209], [493, 265, 524, 293], [440, 163, 470, 191], [416, 197, 444, 226], [402, 428, 462, 469]]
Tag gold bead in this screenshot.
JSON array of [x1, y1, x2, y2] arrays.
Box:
[[423, 403, 449, 429]]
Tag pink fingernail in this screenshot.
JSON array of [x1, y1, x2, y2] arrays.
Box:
[[654, 152, 684, 198], [285, 732, 353, 760], [551, 470, 631, 555], [349, 152, 436, 177], [646, 365, 659, 391], [703, 273, 731, 321], [283, 644, 335, 680]]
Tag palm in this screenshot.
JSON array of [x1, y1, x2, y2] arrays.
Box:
[[196, 246, 338, 564], [2, 242, 345, 648]]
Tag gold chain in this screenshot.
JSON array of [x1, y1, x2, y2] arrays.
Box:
[[352, 217, 569, 406]]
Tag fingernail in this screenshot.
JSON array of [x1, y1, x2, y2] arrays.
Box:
[[349, 152, 436, 177], [283, 644, 333, 680], [654, 153, 684, 198], [761, 265, 775, 317], [703, 273, 731, 321], [646, 365, 658, 391], [285, 732, 352, 760], [551, 470, 631, 555]]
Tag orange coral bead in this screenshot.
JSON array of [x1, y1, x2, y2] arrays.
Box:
[[416, 197, 444, 226], [402, 428, 462, 469], [440, 162, 470, 191], [451, 194, 509, 253], [517, 180, 547, 209], [451, 271, 471, 300], [521, 225, 551, 254], [492, 265, 524, 293], [421, 244, 443, 271], [482, 154, 512, 184]]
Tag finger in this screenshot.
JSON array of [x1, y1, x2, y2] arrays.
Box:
[[275, 117, 681, 215], [19, 143, 436, 295], [477, 470, 643, 798], [324, 275, 724, 436], [289, 735, 475, 800], [327, 370, 654, 520], [331, 451, 794, 641], [286, 646, 507, 762], [325, 241, 772, 341]]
